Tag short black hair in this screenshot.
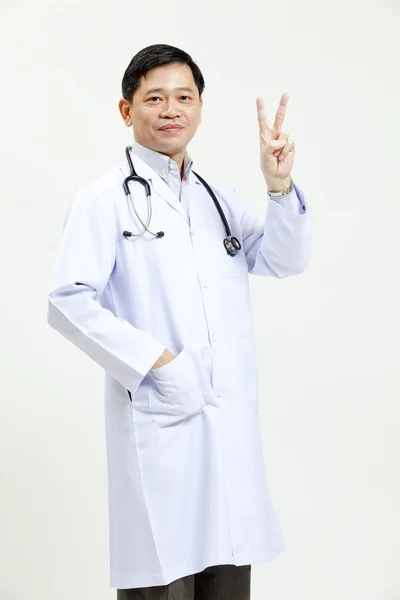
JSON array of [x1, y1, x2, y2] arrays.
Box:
[[121, 44, 205, 103]]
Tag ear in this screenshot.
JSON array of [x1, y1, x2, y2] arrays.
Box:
[[118, 98, 132, 127]]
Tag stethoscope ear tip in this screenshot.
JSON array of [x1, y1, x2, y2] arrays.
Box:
[[156, 231, 165, 238]]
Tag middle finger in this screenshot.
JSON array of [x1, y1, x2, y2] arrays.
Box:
[[273, 93, 289, 136]]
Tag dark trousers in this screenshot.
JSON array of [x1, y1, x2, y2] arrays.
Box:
[[117, 564, 251, 600]]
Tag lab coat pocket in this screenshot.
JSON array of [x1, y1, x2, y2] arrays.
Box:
[[149, 347, 207, 427], [217, 255, 248, 278]]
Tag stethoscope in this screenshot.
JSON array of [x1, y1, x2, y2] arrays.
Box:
[[122, 146, 241, 257]]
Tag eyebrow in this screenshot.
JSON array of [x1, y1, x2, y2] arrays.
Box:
[[144, 87, 194, 95]]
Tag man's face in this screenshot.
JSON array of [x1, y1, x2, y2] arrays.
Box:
[[121, 62, 203, 158]]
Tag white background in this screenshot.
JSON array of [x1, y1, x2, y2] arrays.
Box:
[[1, 0, 399, 598]]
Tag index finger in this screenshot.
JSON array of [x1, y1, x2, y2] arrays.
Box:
[[273, 93, 289, 135], [256, 97, 271, 134]]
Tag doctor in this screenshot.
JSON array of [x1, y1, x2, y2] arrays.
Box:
[[47, 43, 312, 599]]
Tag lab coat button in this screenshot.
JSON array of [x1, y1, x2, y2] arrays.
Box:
[[201, 280, 209, 288], [215, 388, 224, 397], [211, 333, 217, 343]]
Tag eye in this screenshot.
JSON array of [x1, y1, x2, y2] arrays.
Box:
[[147, 95, 192, 102]]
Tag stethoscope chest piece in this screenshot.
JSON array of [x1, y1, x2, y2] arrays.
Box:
[[224, 236, 241, 256]]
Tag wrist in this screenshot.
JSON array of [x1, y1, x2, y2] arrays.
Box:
[[152, 348, 176, 369], [266, 176, 293, 194]]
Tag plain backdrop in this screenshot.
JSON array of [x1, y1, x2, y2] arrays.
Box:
[[1, 0, 399, 598]]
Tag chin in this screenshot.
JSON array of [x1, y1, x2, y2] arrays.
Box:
[[155, 139, 184, 150]]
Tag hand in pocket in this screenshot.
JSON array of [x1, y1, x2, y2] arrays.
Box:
[[149, 347, 210, 427]]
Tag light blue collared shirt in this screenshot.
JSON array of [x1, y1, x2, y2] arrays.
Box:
[[131, 139, 304, 215], [131, 140, 193, 216]]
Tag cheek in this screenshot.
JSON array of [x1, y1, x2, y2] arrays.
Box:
[[192, 109, 202, 126], [141, 114, 153, 127], [134, 116, 156, 136], [188, 117, 201, 133], [136, 108, 154, 124]]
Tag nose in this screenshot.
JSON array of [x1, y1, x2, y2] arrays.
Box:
[[160, 98, 181, 118]]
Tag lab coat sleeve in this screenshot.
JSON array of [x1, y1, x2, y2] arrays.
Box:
[[239, 182, 312, 277], [47, 185, 165, 395], [269, 185, 306, 214]]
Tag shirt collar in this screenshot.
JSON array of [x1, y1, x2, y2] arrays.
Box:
[[130, 139, 194, 181]]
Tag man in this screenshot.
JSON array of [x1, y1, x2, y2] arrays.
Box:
[[47, 43, 312, 599]]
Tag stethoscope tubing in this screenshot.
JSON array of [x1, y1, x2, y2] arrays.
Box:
[[122, 146, 241, 254]]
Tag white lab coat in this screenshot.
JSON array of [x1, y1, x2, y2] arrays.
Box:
[[47, 151, 312, 589]]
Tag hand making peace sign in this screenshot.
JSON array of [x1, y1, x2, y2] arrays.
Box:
[[257, 93, 295, 192]]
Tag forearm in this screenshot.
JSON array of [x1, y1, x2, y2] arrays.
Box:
[[47, 288, 165, 393]]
